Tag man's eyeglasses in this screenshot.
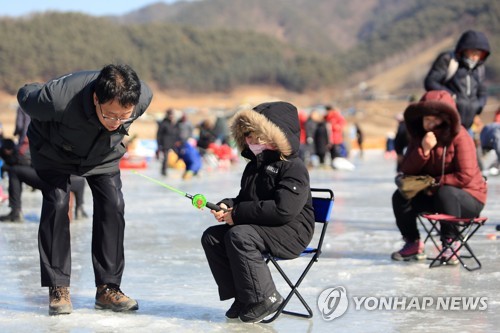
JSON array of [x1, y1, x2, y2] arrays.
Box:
[[98, 103, 134, 124]]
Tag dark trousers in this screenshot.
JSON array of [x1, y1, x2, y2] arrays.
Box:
[[392, 185, 484, 242], [5, 165, 85, 211], [317, 153, 326, 165], [201, 224, 276, 304], [330, 144, 343, 159], [37, 170, 125, 287], [69, 175, 85, 208], [7, 165, 47, 211], [160, 149, 170, 176]]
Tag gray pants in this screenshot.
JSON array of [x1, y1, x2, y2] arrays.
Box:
[[201, 224, 276, 304]]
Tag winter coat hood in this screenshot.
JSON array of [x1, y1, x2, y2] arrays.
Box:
[[404, 90, 461, 146], [230, 101, 300, 157], [455, 30, 491, 62]]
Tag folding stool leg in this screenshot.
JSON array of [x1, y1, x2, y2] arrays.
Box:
[[418, 215, 441, 256], [448, 222, 483, 271], [261, 255, 317, 323], [261, 188, 333, 323], [429, 221, 483, 271], [429, 232, 458, 269]]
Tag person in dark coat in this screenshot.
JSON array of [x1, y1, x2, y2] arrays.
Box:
[[156, 109, 178, 176], [14, 106, 30, 148], [480, 122, 500, 175], [196, 119, 217, 155], [201, 101, 315, 323], [394, 113, 409, 172], [0, 138, 35, 222], [424, 30, 491, 130], [17, 64, 152, 315], [314, 116, 330, 167], [302, 110, 318, 167], [176, 112, 194, 143], [391, 90, 487, 263], [0, 139, 87, 222]]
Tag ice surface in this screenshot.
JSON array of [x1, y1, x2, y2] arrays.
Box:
[[1, 150, 499, 333]]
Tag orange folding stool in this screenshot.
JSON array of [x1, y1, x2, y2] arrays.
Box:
[[418, 213, 487, 271]]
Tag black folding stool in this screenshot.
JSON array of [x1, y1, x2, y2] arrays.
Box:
[[261, 188, 334, 323], [419, 213, 488, 271]]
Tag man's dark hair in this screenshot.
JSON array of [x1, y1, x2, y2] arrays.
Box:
[[95, 64, 141, 107]]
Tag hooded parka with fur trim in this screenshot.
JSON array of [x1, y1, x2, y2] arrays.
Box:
[[201, 101, 314, 306], [221, 102, 315, 257]]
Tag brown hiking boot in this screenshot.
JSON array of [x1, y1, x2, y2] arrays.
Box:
[[49, 286, 72, 315], [95, 284, 138, 312]]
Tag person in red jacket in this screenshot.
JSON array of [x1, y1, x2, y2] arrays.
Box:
[[391, 90, 487, 264], [324, 105, 346, 161]]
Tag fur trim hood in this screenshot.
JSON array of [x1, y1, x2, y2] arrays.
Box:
[[404, 90, 461, 146], [230, 101, 300, 157]]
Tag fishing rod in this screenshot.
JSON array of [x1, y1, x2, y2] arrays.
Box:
[[132, 170, 224, 211]]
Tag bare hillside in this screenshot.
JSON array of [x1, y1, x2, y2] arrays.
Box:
[[2, 34, 498, 150], [364, 37, 455, 95]]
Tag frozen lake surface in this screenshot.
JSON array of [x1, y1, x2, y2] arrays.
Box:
[[1, 150, 499, 333]]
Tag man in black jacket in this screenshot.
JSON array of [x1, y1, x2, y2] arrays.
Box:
[[17, 64, 153, 315]]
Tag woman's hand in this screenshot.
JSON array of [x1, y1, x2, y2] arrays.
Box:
[[211, 203, 234, 225], [421, 131, 437, 156]]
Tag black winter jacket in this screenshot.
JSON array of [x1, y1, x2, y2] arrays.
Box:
[[157, 118, 178, 151], [219, 102, 315, 259], [424, 30, 490, 129], [17, 70, 153, 176], [0, 139, 31, 167]]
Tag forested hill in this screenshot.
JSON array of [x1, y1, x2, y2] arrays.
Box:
[[1, 0, 498, 96], [119, 0, 499, 80]]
